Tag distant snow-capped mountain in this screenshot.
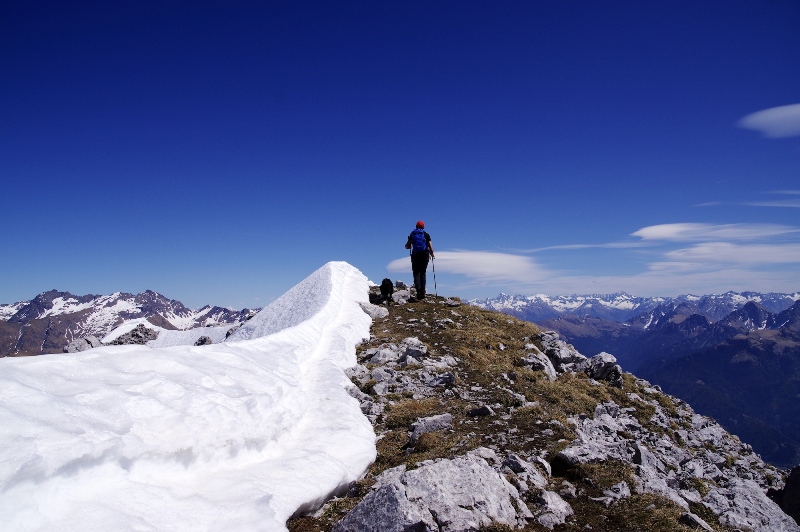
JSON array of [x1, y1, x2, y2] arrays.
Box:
[[471, 291, 800, 325], [470, 292, 664, 322], [0, 289, 257, 356]]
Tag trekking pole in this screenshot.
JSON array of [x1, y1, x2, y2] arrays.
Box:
[[432, 256, 437, 298]]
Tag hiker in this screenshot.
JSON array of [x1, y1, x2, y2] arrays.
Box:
[[404, 220, 435, 300]]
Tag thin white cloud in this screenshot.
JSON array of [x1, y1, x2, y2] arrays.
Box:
[[509, 242, 649, 253], [631, 223, 799, 241], [532, 269, 800, 297], [746, 191, 800, 208], [662, 242, 800, 265], [747, 199, 800, 208], [387, 250, 550, 284], [738, 103, 800, 138], [391, 223, 800, 298]]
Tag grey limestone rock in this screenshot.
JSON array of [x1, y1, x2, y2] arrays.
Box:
[[358, 301, 389, 320], [554, 402, 641, 471], [344, 363, 370, 383], [86, 335, 102, 348], [703, 478, 800, 531], [558, 480, 577, 500], [770, 465, 800, 526], [422, 355, 458, 370], [401, 337, 428, 359], [551, 398, 798, 530], [679, 511, 714, 531], [502, 453, 548, 491], [333, 448, 532, 532], [591, 481, 631, 507], [63, 335, 102, 353], [520, 348, 557, 381], [392, 290, 411, 304], [402, 355, 423, 367], [368, 345, 403, 365], [578, 352, 623, 387], [538, 331, 587, 373], [346, 385, 385, 422], [535, 490, 574, 530], [409, 413, 453, 445]]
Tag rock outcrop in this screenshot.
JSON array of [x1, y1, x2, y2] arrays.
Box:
[[193, 335, 213, 346], [771, 466, 800, 526], [577, 351, 623, 387], [358, 301, 389, 320], [333, 448, 532, 531], [63, 335, 102, 353], [108, 323, 159, 345]]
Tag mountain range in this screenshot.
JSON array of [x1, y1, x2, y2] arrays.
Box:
[[472, 291, 800, 324], [1, 273, 799, 529], [473, 291, 800, 469], [0, 289, 256, 357]]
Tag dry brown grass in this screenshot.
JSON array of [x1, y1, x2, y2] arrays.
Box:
[[603, 493, 695, 532], [383, 397, 442, 429], [569, 460, 635, 490], [531, 372, 610, 417]]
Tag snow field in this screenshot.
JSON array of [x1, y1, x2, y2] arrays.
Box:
[[0, 262, 376, 531]]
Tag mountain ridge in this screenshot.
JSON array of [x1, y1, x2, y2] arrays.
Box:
[[472, 291, 800, 326], [471, 291, 800, 469], [0, 289, 257, 356], [290, 286, 800, 530]]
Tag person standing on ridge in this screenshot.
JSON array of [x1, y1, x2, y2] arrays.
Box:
[[405, 221, 435, 300]]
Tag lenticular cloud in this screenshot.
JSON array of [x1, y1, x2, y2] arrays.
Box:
[[738, 103, 800, 138], [0, 262, 375, 531]]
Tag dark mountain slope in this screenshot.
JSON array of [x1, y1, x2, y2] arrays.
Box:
[[651, 325, 800, 469], [538, 315, 641, 361]]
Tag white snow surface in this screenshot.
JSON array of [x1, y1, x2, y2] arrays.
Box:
[[0, 301, 25, 320], [101, 318, 235, 348], [0, 262, 376, 531], [148, 324, 234, 348]]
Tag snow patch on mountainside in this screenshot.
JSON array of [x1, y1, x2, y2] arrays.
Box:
[[0, 262, 375, 531], [0, 292, 245, 332], [0, 301, 25, 320]]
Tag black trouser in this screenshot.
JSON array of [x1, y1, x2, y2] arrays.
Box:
[[410, 252, 430, 298]]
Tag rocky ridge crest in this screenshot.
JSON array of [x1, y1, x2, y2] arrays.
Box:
[[290, 285, 799, 532]]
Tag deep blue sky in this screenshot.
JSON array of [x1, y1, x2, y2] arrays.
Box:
[[2, 1, 799, 308]]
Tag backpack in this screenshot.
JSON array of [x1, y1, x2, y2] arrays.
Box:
[[410, 229, 428, 254]]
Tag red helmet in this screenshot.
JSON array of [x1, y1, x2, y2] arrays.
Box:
[[416, 220, 425, 229]]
